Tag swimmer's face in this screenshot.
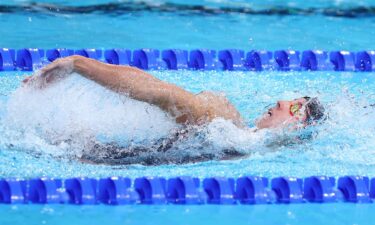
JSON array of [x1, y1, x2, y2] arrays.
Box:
[[255, 98, 308, 129]]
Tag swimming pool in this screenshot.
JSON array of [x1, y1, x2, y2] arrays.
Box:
[[1, 0, 375, 224]]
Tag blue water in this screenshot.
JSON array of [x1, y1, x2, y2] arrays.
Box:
[[1, 0, 375, 50], [1, 204, 375, 225], [1, 0, 375, 225]]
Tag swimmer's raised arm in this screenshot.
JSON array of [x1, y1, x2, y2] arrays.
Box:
[[26, 55, 245, 126], [37, 55, 204, 124]]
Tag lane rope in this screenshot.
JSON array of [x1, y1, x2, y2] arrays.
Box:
[[0, 176, 374, 205], [1, 48, 374, 72]]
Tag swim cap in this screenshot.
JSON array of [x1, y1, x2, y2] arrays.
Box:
[[303, 96, 325, 124]]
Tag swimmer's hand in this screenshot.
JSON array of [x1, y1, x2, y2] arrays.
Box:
[[22, 56, 76, 88]]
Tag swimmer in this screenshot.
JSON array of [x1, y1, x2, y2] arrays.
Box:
[[22, 55, 326, 165], [23, 55, 325, 130]]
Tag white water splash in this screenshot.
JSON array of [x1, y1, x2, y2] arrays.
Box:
[[0, 73, 178, 157]]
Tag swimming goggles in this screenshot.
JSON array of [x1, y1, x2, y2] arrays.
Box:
[[289, 102, 303, 117]]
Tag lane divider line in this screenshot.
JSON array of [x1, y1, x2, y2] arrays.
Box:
[[1, 48, 375, 72], [0, 176, 374, 205]]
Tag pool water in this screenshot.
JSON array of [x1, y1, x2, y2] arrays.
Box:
[[1, 0, 375, 50], [1, 0, 375, 225], [1, 204, 375, 225]]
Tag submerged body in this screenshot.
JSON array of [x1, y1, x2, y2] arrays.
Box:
[[80, 128, 247, 165]]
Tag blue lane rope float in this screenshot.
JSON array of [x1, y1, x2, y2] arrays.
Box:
[[0, 176, 375, 205], [2, 48, 375, 72]]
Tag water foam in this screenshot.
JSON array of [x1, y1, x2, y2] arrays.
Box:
[[311, 90, 375, 166], [0, 74, 178, 158]]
